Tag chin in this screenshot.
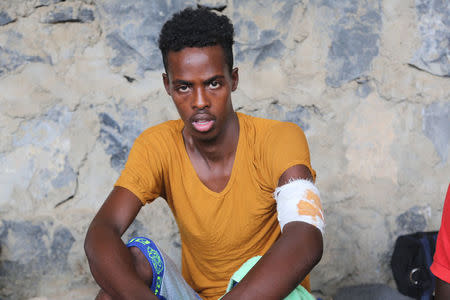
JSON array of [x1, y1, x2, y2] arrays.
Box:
[[196, 133, 217, 142], [192, 129, 219, 142]]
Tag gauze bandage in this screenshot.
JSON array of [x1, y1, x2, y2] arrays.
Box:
[[274, 179, 325, 234]]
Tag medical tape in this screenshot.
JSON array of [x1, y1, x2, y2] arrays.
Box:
[[274, 179, 325, 234]]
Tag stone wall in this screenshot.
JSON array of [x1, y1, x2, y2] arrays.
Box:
[[0, 0, 449, 299]]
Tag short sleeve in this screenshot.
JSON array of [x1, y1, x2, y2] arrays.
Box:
[[262, 122, 316, 187], [431, 184, 450, 283], [114, 135, 164, 205]]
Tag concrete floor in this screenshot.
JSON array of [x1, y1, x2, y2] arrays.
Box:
[[26, 283, 415, 300]]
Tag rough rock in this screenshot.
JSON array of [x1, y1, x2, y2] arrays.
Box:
[[0, 46, 51, 77], [343, 94, 398, 183], [233, 0, 304, 65], [423, 102, 450, 162], [0, 0, 449, 298], [0, 106, 78, 211], [284, 105, 311, 131], [395, 206, 428, 234], [197, 0, 228, 10], [239, 99, 313, 132], [319, 0, 382, 87], [41, 5, 95, 24], [355, 77, 372, 98], [96, 0, 196, 77], [0, 219, 75, 300], [98, 104, 149, 171], [36, 0, 66, 8], [0, 11, 15, 26], [410, 0, 450, 77]]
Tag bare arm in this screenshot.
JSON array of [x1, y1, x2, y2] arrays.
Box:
[[223, 164, 323, 299], [84, 186, 158, 300], [435, 277, 450, 300]]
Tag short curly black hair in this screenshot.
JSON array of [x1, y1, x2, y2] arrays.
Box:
[[158, 7, 234, 74]]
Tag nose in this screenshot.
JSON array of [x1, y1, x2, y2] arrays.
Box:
[[192, 87, 210, 110]]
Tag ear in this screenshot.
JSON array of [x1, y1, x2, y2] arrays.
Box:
[[231, 67, 239, 92], [162, 73, 171, 96]]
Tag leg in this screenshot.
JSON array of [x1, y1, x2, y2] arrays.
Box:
[[127, 237, 201, 300], [96, 237, 200, 300], [129, 245, 153, 286], [94, 245, 153, 299]]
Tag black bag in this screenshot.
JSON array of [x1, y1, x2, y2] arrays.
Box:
[[391, 231, 438, 300]]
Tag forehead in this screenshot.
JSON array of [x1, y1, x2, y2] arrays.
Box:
[[166, 45, 228, 79]]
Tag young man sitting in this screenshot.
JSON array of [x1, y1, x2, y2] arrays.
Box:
[[84, 7, 324, 300]]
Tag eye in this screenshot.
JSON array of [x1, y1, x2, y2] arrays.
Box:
[[209, 81, 220, 89], [177, 85, 190, 93]]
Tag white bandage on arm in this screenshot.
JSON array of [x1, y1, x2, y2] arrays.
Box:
[[274, 179, 325, 234]]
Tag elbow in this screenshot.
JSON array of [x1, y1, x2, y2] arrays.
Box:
[[311, 239, 323, 267], [284, 221, 324, 269], [304, 229, 323, 270], [84, 222, 120, 267], [310, 230, 324, 267], [84, 231, 93, 264], [84, 224, 105, 278], [84, 224, 97, 264]]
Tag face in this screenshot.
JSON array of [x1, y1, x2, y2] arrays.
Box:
[[163, 45, 238, 141]]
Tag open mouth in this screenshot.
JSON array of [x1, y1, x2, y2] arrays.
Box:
[[192, 120, 215, 132]]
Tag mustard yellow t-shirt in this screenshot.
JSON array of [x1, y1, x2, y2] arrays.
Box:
[[115, 112, 315, 300]]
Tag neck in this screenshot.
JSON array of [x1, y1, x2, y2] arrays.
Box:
[[184, 112, 239, 163]]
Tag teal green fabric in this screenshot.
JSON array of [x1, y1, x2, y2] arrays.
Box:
[[221, 256, 316, 300]]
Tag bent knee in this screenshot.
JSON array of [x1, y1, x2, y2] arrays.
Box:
[[128, 245, 153, 285]]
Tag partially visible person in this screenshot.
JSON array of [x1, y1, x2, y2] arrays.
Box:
[[431, 184, 450, 300]]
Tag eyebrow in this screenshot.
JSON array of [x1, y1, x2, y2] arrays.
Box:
[[203, 75, 225, 85], [171, 75, 225, 86], [172, 79, 192, 86]]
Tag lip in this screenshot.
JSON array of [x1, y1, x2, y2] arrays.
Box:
[[189, 113, 216, 133], [190, 113, 215, 123]]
